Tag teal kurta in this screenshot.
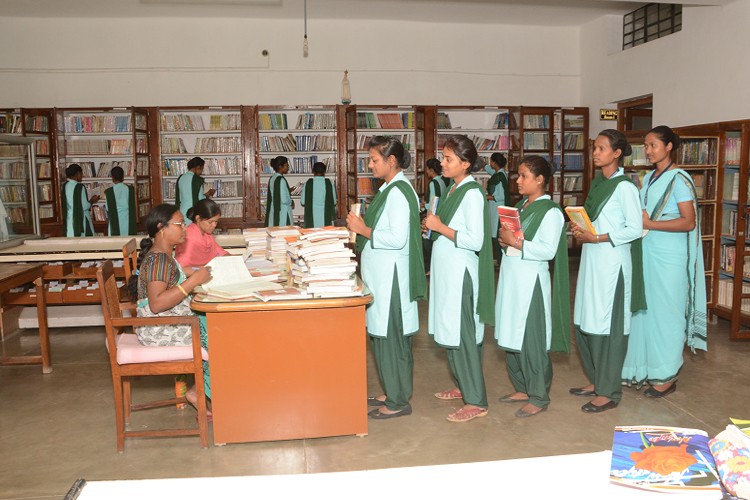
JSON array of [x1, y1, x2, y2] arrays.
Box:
[[623, 168, 707, 385], [105, 183, 136, 236], [425, 176, 448, 211], [175, 171, 206, 225], [265, 172, 293, 227], [361, 171, 420, 338], [428, 175, 486, 347], [574, 169, 643, 335], [63, 180, 94, 237], [301, 176, 336, 228], [486, 169, 509, 237], [494, 195, 565, 351]]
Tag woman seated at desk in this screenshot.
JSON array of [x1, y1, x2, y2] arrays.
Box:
[[128, 204, 213, 414], [175, 199, 229, 274]]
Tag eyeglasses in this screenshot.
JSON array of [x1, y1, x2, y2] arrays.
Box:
[[167, 221, 186, 227]]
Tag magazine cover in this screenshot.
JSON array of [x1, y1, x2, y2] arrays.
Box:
[[609, 425, 721, 493]]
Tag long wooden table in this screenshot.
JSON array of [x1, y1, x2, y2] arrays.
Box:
[[0, 263, 51, 373], [191, 294, 372, 445]]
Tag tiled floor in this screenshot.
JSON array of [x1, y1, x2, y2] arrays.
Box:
[[1, 276, 748, 499]]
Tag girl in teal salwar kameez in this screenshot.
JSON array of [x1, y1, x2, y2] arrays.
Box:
[[265, 155, 294, 227], [424, 135, 495, 423], [347, 136, 426, 420], [622, 126, 707, 397], [301, 161, 336, 228]]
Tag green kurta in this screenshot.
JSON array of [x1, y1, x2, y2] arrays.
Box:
[[175, 171, 206, 225], [301, 177, 336, 228], [105, 183, 137, 236], [265, 172, 293, 227], [62, 180, 94, 237]]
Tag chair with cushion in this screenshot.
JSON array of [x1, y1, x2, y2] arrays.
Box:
[[96, 259, 209, 452]]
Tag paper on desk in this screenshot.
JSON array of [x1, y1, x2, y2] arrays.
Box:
[[201, 255, 252, 292]]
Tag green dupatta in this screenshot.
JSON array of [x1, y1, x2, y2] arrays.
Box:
[[303, 178, 334, 228], [516, 197, 570, 352], [355, 179, 427, 302], [105, 184, 137, 236], [647, 169, 707, 352], [61, 181, 93, 237], [265, 174, 292, 227], [584, 172, 646, 312], [487, 169, 511, 206], [430, 180, 495, 326]]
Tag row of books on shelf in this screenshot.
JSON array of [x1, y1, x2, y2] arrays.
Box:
[[357, 134, 411, 151], [357, 177, 384, 196], [0, 144, 25, 157], [623, 145, 649, 167], [559, 132, 585, 150], [162, 157, 242, 176], [722, 171, 750, 201], [162, 179, 242, 199], [0, 162, 28, 180], [679, 139, 718, 165], [161, 113, 241, 132], [0, 114, 23, 134], [259, 181, 307, 199], [64, 138, 146, 155], [3, 206, 28, 223], [261, 156, 335, 174], [39, 205, 53, 219], [37, 182, 53, 202], [35, 139, 49, 155], [523, 114, 551, 129], [259, 134, 335, 153], [717, 278, 750, 312], [522, 114, 585, 130], [719, 244, 750, 276], [25, 115, 49, 133], [356, 112, 413, 130], [691, 171, 712, 199], [724, 136, 741, 165], [138, 202, 151, 217], [551, 193, 582, 207], [136, 181, 150, 200], [162, 137, 241, 155], [436, 112, 518, 130], [0, 185, 27, 203], [66, 160, 142, 178], [436, 133, 514, 152], [62, 115, 134, 134], [523, 132, 549, 149], [259, 113, 336, 131], [722, 209, 750, 238], [552, 174, 582, 191]]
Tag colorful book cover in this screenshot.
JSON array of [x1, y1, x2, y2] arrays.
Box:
[[610, 425, 721, 494]]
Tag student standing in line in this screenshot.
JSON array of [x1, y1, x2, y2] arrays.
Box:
[[423, 157, 448, 274], [424, 135, 494, 423], [622, 125, 706, 397], [569, 130, 644, 413], [347, 136, 426, 420], [104, 166, 136, 236], [62, 163, 99, 237], [300, 161, 336, 228], [175, 157, 215, 225], [265, 155, 294, 227], [485, 152, 511, 265], [175, 198, 230, 272], [494, 155, 569, 418]]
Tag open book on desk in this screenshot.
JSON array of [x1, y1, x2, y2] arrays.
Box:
[[199, 255, 281, 300]]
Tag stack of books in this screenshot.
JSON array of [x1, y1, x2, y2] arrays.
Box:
[[288, 226, 362, 298], [265, 226, 300, 280], [242, 228, 267, 258]]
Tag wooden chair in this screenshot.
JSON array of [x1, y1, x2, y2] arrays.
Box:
[[121, 238, 138, 282], [96, 260, 209, 452]]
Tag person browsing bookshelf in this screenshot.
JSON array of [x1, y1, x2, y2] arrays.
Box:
[[104, 165, 136, 236], [622, 125, 707, 398], [300, 161, 336, 228], [61, 163, 99, 237], [485, 152, 511, 266], [494, 155, 570, 418], [423, 135, 495, 423], [569, 129, 644, 413], [175, 157, 216, 225], [422, 157, 448, 274], [175, 198, 230, 273], [127, 204, 214, 416], [265, 155, 294, 227], [347, 136, 426, 420]]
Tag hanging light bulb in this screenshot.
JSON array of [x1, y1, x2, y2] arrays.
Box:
[[303, 0, 309, 58]]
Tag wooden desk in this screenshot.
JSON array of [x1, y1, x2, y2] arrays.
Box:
[[192, 294, 372, 445], [0, 263, 51, 373]]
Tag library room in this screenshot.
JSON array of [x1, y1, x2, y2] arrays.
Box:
[[1, 0, 749, 498]]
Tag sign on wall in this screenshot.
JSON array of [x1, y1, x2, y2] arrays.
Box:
[[600, 109, 618, 121]]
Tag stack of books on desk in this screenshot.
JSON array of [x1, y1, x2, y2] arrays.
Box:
[[265, 226, 300, 280], [242, 228, 267, 258], [288, 227, 362, 298]]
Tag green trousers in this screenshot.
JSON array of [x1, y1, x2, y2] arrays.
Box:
[[505, 278, 552, 409], [370, 268, 414, 411], [445, 269, 488, 408], [575, 270, 627, 403]]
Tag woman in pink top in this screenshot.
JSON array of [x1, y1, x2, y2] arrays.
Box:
[[175, 199, 230, 274]]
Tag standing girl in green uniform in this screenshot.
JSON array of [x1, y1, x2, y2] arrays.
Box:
[[569, 130, 643, 413], [265, 155, 294, 227], [494, 155, 569, 418], [424, 135, 494, 423], [423, 158, 447, 274], [485, 152, 510, 265], [347, 136, 426, 419], [301, 161, 336, 228]]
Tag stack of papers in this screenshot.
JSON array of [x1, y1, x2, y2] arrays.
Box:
[[288, 226, 362, 298]]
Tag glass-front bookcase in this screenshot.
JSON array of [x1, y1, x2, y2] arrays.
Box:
[[0, 135, 41, 248]]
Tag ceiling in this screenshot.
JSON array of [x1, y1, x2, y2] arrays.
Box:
[[0, 0, 728, 26]]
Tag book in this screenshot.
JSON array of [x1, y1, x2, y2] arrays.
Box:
[[251, 287, 312, 302], [609, 425, 721, 495], [203, 281, 282, 300], [200, 255, 255, 298], [425, 196, 439, 239], [349, 203, 361, 243], [564, 206, 597, 235], [496, 206, 522, 238]]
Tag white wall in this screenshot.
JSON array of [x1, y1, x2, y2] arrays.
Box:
[[581, 0, 750, 135], [0, 17, 580, 107]]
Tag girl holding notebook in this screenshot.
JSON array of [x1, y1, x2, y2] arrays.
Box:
[[494, 155, 569, 418], [569, 129, 643, 413]]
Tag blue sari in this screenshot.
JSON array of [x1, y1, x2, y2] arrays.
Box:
[[622, 168, 707, 386]]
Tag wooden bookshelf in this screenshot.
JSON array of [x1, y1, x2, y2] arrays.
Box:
[[22, 108, 58, 225], [0, 136, 36, 235]]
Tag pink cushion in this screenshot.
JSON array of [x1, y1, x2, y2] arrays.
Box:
[[115, 334, 209, 365]]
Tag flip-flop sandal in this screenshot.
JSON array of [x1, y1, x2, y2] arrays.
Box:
[[446, 406, 488, 422], [434, 388, 463, 400]]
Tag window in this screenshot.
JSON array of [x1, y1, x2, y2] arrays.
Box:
[[623, 3, 682, 50]]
